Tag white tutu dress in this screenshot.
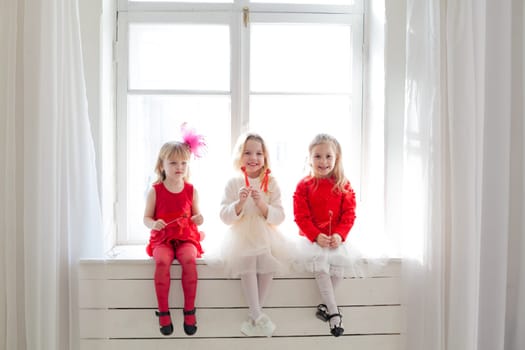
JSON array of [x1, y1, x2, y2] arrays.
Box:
[[212, 176, 292, 277]]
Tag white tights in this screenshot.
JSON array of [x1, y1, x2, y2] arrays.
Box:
[[240, 256, 274, 321], [314, 267, 343, 327]]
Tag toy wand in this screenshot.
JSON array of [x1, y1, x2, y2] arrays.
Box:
[[328, 210, 333, 235]]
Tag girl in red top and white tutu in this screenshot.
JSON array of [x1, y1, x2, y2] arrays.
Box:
[[293, 133, 363, 338], [143, 124, 206, 336]]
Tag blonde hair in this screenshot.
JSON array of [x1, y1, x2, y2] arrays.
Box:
[[232, 133, 271, 183], [308, 133, 349, 193], [154, 141, 191, 183]]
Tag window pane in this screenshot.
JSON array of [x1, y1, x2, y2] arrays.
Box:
[[249, 95, 358, 233], [129, 0, 233, 3], [251, 23, 353, 93], [252, 0, 353, 4], [126, 95, 231, 243], [129, 24, 230, 90]]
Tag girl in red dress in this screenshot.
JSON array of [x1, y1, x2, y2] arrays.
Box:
[[293, 133, 361, 337], [143, 126, 206, 336]]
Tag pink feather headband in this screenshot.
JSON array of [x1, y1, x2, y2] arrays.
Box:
[[180, 123, 207, 158]]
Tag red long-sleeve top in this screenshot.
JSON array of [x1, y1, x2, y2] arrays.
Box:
[[293, 176, 356, 243]]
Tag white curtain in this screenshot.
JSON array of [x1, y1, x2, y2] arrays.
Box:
[[1, 0, 104, 349], [401, 0, 524, 349]]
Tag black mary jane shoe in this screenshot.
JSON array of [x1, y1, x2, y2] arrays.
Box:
[[155, 310, 174, 336], [315, 303, 330, 322], [183, 308, 198, 336], [328, 313, 344, 337]]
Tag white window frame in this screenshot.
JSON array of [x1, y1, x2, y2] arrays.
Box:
[[115, 0, 365, 245]]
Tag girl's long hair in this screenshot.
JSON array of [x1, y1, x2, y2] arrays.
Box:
[[154, 141, 191, 184], [308, 133, 349, 193]]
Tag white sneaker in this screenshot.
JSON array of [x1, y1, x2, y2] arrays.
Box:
[[240, 319, 257, 336], [254, 314, 276, 337], [240, 314, 276, 337]]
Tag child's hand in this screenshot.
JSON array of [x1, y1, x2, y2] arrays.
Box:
[[235, 186, 251, 215], [329, 233, 343, 248], [191, 213, 204, 225], [250, 187, 263, 205], [315, 233, 331, 248], [152, 219, 167, 231], [238, 186, 251, 204]]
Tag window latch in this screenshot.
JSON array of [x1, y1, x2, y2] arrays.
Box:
[[243, 7, 249, 28]]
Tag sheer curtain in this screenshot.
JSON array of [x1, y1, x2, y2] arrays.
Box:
[[401, 0, 524, 350], [1, 0, 103, 349]]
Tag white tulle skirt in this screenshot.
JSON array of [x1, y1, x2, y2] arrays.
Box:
[[205, 215, 293, 278], [292, 237, 366, 278]]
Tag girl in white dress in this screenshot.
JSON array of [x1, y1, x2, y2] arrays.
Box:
[[218, 133, 290, 337]]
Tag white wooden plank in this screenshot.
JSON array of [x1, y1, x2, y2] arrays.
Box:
[[80, 309, 110, 338], [81, 334, 401, 350], [80, 305, 401, 339], [78, 258, 402, 350], [79, 277, 400, 308], [79, 258, 400, 280]]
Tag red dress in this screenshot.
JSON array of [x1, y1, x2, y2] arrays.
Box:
[[146, 182, 203, 257]]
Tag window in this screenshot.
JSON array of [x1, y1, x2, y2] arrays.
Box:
[[116, 0, 364, 248]]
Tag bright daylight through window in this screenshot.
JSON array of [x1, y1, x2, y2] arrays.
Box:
[[116, 0, 364, 251]]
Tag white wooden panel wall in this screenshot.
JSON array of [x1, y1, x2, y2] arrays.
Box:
[[79, 258, 402, 350]]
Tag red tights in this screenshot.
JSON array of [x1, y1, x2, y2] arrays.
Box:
[[152, 241, 198, 326]]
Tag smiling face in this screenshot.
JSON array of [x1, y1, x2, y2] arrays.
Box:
[[310, 142, 336, 178], [241, 139, 265, 178]]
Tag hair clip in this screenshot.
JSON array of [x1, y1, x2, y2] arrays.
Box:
[[180, 123, 207, 158]]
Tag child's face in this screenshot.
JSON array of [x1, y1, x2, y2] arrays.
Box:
[[162, 154, 188, 181], [310, 143, 336, 178], [241, 139, 265, 178]]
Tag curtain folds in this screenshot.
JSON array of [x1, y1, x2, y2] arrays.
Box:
[[1, 0, 103, 349], [1, 1, 24, 349], [402, 1, 524, 350], [401, 1, 445, 349]]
